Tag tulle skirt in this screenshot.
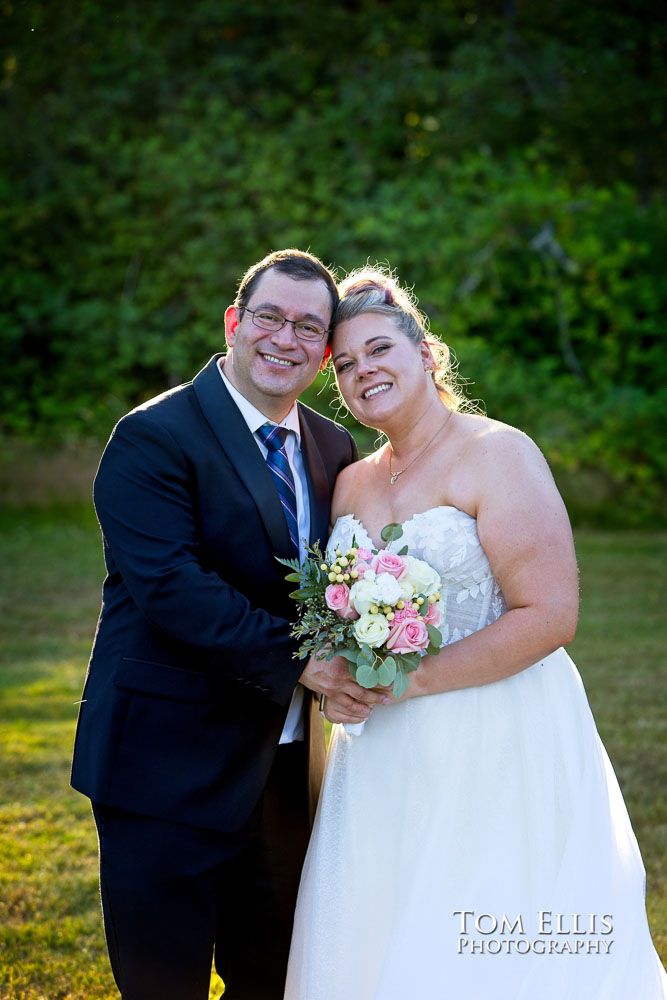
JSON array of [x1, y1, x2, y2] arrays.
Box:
[[285, 649, 666, 999]]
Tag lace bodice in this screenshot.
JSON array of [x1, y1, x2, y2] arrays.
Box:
[[328, 505, 507, 646]]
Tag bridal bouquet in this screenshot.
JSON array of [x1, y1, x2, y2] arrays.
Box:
[[279, 523, 443, 700]]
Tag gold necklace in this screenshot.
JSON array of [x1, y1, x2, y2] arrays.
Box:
[[388, 409, 453, 485]]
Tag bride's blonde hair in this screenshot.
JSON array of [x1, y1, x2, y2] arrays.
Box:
[[333, 265, 470, 412]]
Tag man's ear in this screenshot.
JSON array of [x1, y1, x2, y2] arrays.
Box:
[[319, 344, 332, 371], [224, 305, 240, 348]]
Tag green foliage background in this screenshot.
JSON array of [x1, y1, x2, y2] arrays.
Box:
[[1, 0, 665, 523]]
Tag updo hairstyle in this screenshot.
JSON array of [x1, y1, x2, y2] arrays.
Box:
[[333, 266, 467, 412]]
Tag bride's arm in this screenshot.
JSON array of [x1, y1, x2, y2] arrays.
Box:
[[408, 428, 579, 698]]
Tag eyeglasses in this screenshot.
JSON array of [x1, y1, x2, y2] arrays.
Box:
[[242, 306, 329, 342]]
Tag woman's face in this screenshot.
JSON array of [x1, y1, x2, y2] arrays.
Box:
[[332, 312, 432, 428]]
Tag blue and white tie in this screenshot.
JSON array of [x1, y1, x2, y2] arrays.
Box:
[[257, 423, 300, 557]]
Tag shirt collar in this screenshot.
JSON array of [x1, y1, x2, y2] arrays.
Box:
[[218, 358, 301, 444]]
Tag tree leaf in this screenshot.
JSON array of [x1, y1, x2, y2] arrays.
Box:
[[283, 572, 302, 582], [380, 523, 404, 543]]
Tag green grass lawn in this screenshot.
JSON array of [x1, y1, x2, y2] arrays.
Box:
[[0, 507, 665, 998]]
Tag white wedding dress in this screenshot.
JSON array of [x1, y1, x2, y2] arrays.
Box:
[[285, 507, 666, 999]]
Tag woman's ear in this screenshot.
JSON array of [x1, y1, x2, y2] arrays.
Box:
[[420, 339, 436, 373]]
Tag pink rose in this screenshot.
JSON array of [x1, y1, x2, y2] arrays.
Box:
[[357, 547, 373, 562], [371, 550, 408, 581], [353, 560, 371, 579], [325, 583, 359, 620], [386, 616, 429, 654], [422, 602, 441, 628]]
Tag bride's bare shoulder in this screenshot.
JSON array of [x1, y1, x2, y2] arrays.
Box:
[[455, 410, 533, 450], [454, 411, 555, 485], [331, 447, 385, 522]]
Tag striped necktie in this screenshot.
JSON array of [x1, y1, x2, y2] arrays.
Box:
[[257, 423, 300, 557]]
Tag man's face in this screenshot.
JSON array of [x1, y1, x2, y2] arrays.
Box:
[[224, 269, 331, 419]]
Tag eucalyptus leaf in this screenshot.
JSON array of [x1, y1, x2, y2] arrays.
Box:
[[394, 653, 418, 674], [356, 663, 379, 688], [392, 671, 409, 698], [377, 656, 397, 686], [338, 648, 361, 663], [380, 523, 404, 543], [358, 643, 375, 666], [397, 545, 409, 556], [427, 625, 443, 646]]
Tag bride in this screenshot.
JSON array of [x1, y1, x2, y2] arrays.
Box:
[[285, 268, 666, 998]]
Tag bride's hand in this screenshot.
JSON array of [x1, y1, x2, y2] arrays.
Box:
[[323, 671, 424, 721], [300, 652, 390, 723], [321, 693, 373, 726]]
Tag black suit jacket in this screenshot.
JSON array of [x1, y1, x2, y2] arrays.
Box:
[[70, 355, 357, 832]]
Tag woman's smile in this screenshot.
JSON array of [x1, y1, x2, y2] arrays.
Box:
[[361, 382, 393, 400]]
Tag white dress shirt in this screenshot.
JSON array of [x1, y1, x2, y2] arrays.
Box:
[[218, 360, 306, 742]]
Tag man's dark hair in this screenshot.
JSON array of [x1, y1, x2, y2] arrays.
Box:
[[234, 249, 339, 330]]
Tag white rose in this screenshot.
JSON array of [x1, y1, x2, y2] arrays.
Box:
[[353, 613, 391, 648], [399, 579, 416, 601], [374, 572, 403, 606], [404, 556, 441, 597], [349, 577, 380, 615]]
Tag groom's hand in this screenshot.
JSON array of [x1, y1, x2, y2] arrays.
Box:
[[299, 653, 389, 723]]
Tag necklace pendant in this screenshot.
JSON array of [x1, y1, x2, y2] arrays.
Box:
[[389, 471, 401, 485]]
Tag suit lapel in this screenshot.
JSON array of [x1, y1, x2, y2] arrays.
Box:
[[298, 405, 331, 549], [192, 355, 293, 558]]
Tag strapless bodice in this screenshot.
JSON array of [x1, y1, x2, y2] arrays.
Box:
[[328, 505, 507, 645]]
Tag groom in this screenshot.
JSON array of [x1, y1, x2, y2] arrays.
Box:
[[70, 249, 381, 1000]]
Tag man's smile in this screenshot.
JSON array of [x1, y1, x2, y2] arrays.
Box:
[[261, 352, 297, 368]]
